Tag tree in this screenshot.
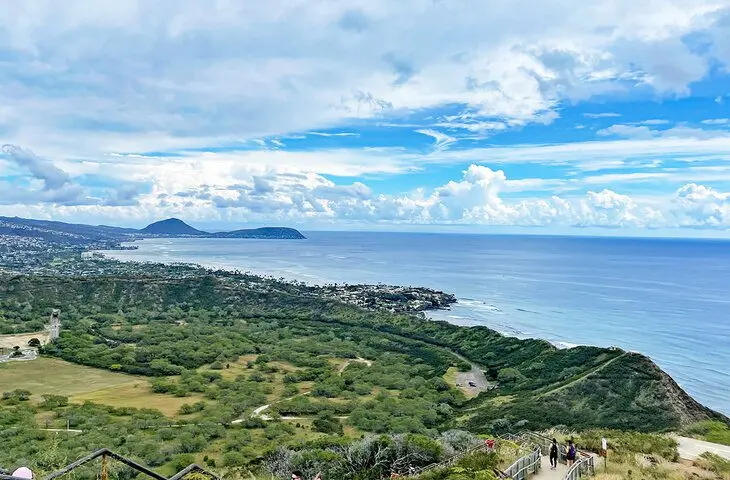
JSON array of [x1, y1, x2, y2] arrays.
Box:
[[41, 394, 69, 409], [312, 411, 343, 435], [27, 338, 41, 347]]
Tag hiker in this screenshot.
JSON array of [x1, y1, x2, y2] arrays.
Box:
[[291, 471, 321, 480], [566, 439, 577, 466], [11, 467, 34, 479], [549, 438, 559, 470]]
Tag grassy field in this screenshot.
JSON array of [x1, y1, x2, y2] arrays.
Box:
[[74, 382, 204, 417], [0, 357, 195, 417], [0, 357, 139, 396]]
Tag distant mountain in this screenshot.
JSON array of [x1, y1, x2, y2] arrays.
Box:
[[0, 215, 306, 245], [141, 218, 306, 239], [214, 227, 306, 240], [140, 218, 205, 236]]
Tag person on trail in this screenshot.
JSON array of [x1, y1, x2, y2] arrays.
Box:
[[566, 439, 577, 466], [549, 438, 559, 470], [11, 467, 34, 480]]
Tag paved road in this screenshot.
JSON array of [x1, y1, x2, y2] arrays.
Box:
[[534, 456, 568, 480], [676, 436, 730, 461]]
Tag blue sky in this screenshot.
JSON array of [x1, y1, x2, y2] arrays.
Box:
[[1, 1, 730, 235]]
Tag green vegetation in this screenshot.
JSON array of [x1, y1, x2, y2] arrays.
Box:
[[694, 452, 730, 479], [0, 266, 727, 478], [684, 421, 730, 446], [573, 429, 679, 462]]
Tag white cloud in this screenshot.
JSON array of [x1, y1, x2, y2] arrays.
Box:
[[640, 119, 671, 125], [584, 113, 622, 118], [416, 129, 457, 150], [2, 1, 730, 232], [0, 0, 728, 162], [4, 162, 730, 231], [306, 132, 361, 137], [702, 118, 730, 125]]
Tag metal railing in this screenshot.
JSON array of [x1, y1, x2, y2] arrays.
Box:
[[504, 430, 596, 479], [564, 452, 595, 480], [2, 449, 219, 480], [409, 442, 490, 476], [502, 445, 542, 480]]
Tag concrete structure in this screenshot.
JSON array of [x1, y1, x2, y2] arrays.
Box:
[[49, 309, 61, 342]]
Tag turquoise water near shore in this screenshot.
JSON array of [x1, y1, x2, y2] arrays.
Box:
[[102, 232, 730, 415]]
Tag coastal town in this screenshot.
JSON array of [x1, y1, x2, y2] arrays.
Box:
[[0, 217, 457, 314]]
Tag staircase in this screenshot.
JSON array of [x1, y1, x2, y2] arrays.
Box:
[[503, 431, 596, 480]]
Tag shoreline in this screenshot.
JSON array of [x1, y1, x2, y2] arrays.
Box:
[[100, 245, 593, 352], [93, 238, 729, 416]]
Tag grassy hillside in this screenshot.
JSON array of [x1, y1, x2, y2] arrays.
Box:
[[0, 269, 727, 478]]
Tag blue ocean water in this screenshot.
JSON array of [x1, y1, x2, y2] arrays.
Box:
[[103, 232, 730, 415]]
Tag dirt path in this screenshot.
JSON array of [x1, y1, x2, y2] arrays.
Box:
[[337, 357, 372, 374], [676, 436, 730, 461], [537, 353, 627, 399]]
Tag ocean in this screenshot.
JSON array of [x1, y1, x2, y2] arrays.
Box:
[[102, 232, 730, 415]]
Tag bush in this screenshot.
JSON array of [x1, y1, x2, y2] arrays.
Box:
[[312, 412, 343, 435], [40, 394, 69, 409], [694, 452, 730, 477], [170, 453, 196, 472], [2, 389, 31, 403], [684, 421, 730, 446], [575, 430, 678, 461]]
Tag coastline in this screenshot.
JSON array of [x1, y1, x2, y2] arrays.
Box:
[[100, 245, 606, 352], [94, 235, 730, 416]]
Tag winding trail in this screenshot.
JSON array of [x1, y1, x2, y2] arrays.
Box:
[[676, 436, 730, 461], [537, 353, 627, 399], [337, 357, 372, 374]]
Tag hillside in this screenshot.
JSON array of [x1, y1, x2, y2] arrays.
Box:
[[1, 269, 725, 433], [214, 226, 306, 239], [140, 218, 205, 235], [1, 266, 728, 478], [0, 216, 306, 254]]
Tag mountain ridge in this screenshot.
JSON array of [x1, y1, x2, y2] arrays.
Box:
[[0, 215, 306, 242]]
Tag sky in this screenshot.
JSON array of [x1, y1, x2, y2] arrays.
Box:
[[2, 1, 730, 235]]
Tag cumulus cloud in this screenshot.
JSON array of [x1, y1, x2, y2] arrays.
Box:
[[9, 162, 726, 231], [2, 144, 71, 190]]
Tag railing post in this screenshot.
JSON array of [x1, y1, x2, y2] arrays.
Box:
[[101, 453, 108, 480]]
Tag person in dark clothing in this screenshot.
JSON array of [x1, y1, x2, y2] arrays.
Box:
[[566, 439, 577, 466], [549, 438, 559, 470]]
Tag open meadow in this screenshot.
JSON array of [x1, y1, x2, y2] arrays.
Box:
[[0, 357, 195, 416]]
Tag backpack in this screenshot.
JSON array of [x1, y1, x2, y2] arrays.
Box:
[[569, 445, 576, 458], [550, 444, 558, 456]]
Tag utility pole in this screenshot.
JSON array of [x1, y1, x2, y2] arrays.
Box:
[[602, 437, 608, 473]]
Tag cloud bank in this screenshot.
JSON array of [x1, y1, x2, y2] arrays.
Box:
[[1, 1, 730, 232]]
